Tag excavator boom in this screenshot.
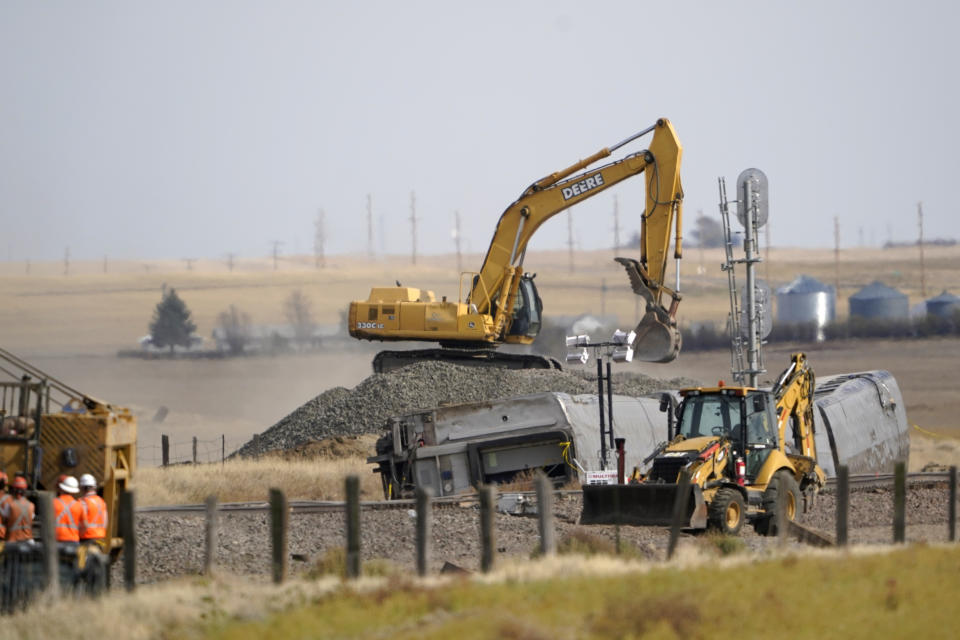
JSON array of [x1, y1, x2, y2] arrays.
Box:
[[350, 119, 685, 370]]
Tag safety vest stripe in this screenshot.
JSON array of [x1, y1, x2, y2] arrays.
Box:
[[9, 501, 31, 532], [81, 496, 107, 528], [54, 497, 79, 530]]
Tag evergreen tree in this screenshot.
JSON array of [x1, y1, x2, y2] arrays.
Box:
[[149, 288, 197, 353]]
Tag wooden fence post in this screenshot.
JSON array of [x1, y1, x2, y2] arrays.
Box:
[[535, 473, 555, 556], [120, 490, 136, 591], [949, 466, 957, 543], [345, 475, 361, 579], [221, 434, 225, 466], [893, 461, 906, 544], [667, 470, 692, 560], [161, 434, 169, 467], [37, 492, 58, 599], [836, 465, 849, 547], [204, 495, 218, 575], [193, 437, 198, 464], [480, 485, 496, 573], [415, 486, 432, 577], [269, 488, 288, 584]]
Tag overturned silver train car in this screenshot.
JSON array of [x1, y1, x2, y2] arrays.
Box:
[[367, 392, 670, 499], [813, 369, 910, 477], [368, 369, 910, 499]]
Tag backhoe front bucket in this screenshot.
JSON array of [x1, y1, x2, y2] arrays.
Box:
[[632, 306, 682, 363], [580, 483, 707, 529]]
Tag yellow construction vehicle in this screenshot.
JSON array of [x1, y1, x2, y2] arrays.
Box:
[[581, 353, 825, 535], [350, 118, 684, 372], [0, 347, 135, 555]]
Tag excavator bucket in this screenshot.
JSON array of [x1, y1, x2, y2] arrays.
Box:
[[580, 483, 708, 529], [632, 306, 682, 363], [614, 257, 682, 363]]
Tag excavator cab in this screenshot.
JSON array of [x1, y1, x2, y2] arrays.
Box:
[[506, 274, 543, 339]]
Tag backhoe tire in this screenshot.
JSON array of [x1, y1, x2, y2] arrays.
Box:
[[708, 487, 746, 535], [754, 470, 801, 536]]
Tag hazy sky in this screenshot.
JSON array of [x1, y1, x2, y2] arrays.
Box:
[[1, 1, 957, 262]]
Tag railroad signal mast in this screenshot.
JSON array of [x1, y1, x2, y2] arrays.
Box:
[[718, 168, 770, 387]]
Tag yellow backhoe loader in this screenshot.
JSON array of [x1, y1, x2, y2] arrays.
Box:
[[581, 353, 825, 535], [349, 118, 684, 372]]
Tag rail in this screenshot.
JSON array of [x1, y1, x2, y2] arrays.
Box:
[[133, 474, 950, 514]]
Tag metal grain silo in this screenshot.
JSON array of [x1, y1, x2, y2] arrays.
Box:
[[776, 275, 835, 328], [926, 291, 960, 318], [848, 281, 909, 319]]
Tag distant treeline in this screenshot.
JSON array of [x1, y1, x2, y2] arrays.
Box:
[[883, 238, 956, 248], [681, 308, 960, 351]]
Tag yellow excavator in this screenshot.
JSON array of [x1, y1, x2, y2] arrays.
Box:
[[581, 353, 826, 535], [349, 118, 685, 372]]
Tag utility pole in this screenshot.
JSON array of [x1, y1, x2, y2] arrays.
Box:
[[612, 195, 620, 254], [918, 202, 927, 297], [453, 210, 462, 274], [225, 253, 236, 273], [379, 214, 386, 256], [314, 209, 326, 269], [410, 191, 418, 266], [833, 216, 840, 296], [63, 247, 70, 277], [366, 194, 374, 258], [271, 241, 284, 271], [567, 209, 575, 274]]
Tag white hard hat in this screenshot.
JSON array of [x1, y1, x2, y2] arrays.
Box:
[[59, 476, 80, 494], [79, 473, 96, 488]]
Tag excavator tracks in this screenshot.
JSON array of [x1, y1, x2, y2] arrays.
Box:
[[372, 349, 562, 374]]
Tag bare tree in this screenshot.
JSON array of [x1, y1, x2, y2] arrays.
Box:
[[217, 305, 251, 355], [283, 290, 315, 348]]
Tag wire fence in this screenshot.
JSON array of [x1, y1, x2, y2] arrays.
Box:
[[137, 435, 248, 467]]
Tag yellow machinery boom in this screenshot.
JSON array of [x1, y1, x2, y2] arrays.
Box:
[[350, 118, 685, 371]]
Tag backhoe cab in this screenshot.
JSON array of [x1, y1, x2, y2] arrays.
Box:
[[582, 353, 825, 535]]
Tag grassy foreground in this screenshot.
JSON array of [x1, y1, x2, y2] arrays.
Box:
[[207, 545, 960, 640], [9, 544, 960, 640]]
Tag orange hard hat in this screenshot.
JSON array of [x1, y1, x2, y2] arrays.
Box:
[[12, 477, 27, 490]]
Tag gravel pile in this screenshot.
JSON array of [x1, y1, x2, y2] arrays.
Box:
[[236, 361, 696, 456]]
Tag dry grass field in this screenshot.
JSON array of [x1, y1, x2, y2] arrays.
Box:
[[0, 245, 958, 468]]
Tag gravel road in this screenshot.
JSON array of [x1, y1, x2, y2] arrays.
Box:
[[116, 483, 957, 585]]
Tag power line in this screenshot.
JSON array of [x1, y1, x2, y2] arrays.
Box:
[[271, 241, 284, 271], [315, 209, 326, 269], [410, 191, 418, 266]]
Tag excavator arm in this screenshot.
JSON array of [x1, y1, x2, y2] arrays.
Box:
[[470, 118, 684, 362], [771, 353, 820, 464]]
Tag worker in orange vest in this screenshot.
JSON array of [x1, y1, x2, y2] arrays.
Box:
[[53, 475, 83, 544], [77, 473, 108, 545], [0, 471, 10, 539], [3, 476, 34, 542]]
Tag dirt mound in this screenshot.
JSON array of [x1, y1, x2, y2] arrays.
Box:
[[236, 361, 696, 456]]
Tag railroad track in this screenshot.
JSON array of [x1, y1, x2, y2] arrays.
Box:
[[137, 473, 951, 514]]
